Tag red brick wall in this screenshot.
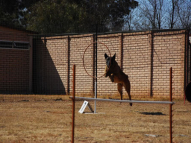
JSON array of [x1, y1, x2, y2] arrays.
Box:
[[0, 26, 31, 94], [0, 26, 30, 41], [0, 49, 29, 93]]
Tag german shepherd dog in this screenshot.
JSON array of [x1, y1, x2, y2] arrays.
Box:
[[104, 53, 132, 106]]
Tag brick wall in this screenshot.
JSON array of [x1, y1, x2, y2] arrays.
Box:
[[33, 36, 68, 94], [33, 34, 93, 95], [1, 29, 187, 97], [123, 32, 150, 97], [153, 31, 185, 97], [69, 34, 93, 96], [0, 26, 30, 41], [0, 49, 29, 93], [32, 30, 187, 98], [0, 26, 31, 94], [97, 34, 121, 96]]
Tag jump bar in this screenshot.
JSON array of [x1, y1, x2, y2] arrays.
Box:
[[70, 96, 175, 105]]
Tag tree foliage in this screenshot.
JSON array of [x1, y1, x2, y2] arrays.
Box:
[[0, 0, 20, 27], [26, 0, 138, 33], [130, 0, 191, 31], [1, 0, 191, 33], [0, 0, 40, 28]]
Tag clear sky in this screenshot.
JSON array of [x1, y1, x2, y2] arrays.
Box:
[[123, 0, 191, 31]]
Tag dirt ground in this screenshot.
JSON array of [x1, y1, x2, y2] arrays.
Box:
[[0, 95, 191, 143]]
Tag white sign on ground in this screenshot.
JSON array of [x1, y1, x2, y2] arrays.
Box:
[[79, 101, 94, 114]]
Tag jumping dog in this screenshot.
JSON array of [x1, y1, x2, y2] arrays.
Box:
[[104, 53, 132, 106]]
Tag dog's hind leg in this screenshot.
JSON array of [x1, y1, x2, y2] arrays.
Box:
[[124, 81, 132, 106], [117, 83, 123, 103]]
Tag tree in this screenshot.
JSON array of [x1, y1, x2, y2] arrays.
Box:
[[137, 0, 164, 30], [26, 0, 138, 33], [123, 8, 138, 31], [0, 0, 20, 27], [26, 0, 88, 33], [156, 0, 163, 29], [176, 0, 191, 29], [168, 0, 179, 29], [0, 0, 40, 28]]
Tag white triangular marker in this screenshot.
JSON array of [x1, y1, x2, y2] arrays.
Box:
[[79, 101, 94, 114]]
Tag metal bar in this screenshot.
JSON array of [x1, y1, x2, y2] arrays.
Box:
[[190, 40, 191, 82], [120, 33, 123, 69], [150, 31, 154, 97], [94, 82, 97, 113], [190, 41, 191, 82], [71, 65, 76, 143], [184, 30, 188, 92], [29, 36, 33, 93], [94, 24, 98, 113], [67, 36, 70, 94], [170, 67, 173, 143], [70, 96, 174, 105], [28, 28, 186, 37]]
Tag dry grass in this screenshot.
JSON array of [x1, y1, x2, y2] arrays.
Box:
[[0, 94, 190, 143]]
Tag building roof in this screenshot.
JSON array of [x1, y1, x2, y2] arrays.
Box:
[[0, 24, 38, 34]]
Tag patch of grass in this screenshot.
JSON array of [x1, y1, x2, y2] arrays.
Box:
[[0, 97, 190, 142]]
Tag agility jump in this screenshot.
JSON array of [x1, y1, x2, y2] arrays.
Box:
[[70, 64, 174, 143], [70, 40, 174, 143]]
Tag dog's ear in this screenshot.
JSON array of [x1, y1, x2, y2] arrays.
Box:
[[104, 53, 108, 59], [112, 53, 116, 60]]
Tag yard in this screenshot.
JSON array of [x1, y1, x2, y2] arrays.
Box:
[[0, 95, 190, 143]]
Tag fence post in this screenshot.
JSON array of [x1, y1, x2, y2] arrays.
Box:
[[170, 67, 173, 143], [67, 36, 70, 94], [29, 36, 33, 93], [149, 31, 154, 97], [71, 65, 76, 143], [92, 34, 95, 95], [119, 33, 123, 70], [184, 30, 189, 92]]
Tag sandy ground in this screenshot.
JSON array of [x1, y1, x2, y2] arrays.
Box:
[[0, 95, 191, 143]]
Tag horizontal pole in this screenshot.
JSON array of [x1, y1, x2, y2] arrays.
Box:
[[70, 96, 175, 105]]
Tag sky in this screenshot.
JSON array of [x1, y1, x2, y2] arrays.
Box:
[[123, 0, 191, 31]]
